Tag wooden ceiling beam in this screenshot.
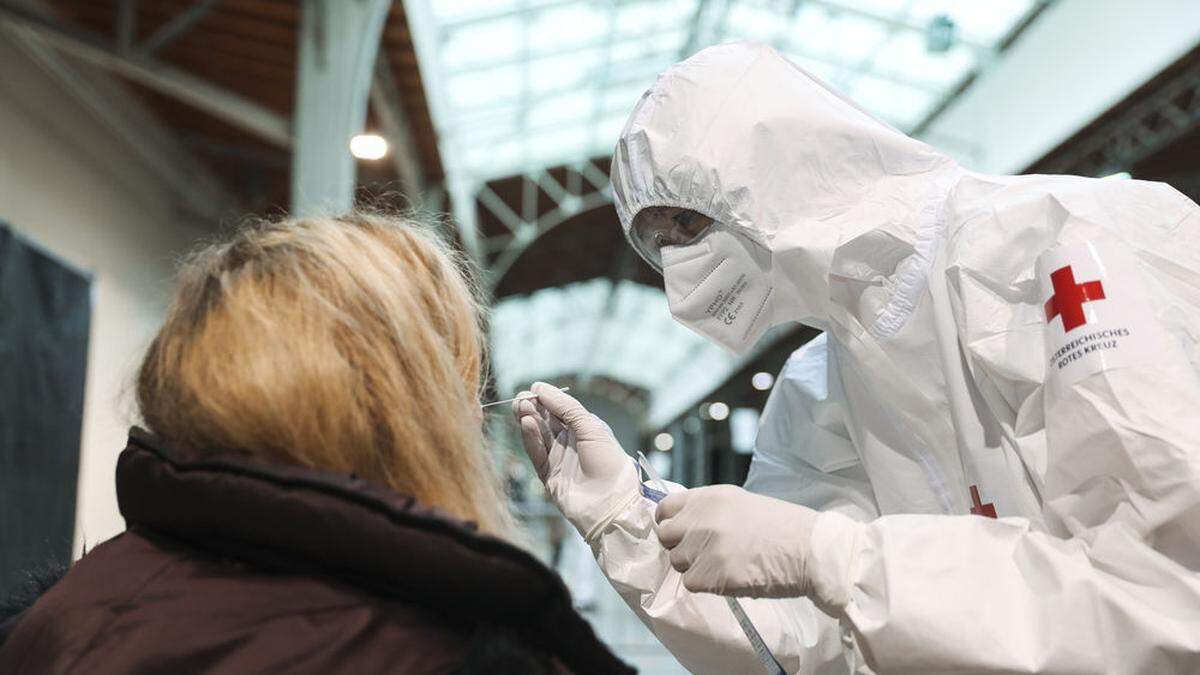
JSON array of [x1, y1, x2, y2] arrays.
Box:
[[0, 0, 292, 146], [71, 2, 299, 44], [4, 21, 241, 221]]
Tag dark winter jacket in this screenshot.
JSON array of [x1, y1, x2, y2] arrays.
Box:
[[0, 428, 633, 674]]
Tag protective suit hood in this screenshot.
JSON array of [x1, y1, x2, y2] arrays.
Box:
[[611, 41, 958, 332]]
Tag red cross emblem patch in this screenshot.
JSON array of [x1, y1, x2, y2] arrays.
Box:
[[1043, 265, 1105, 332], [969, 485, 996, 519], [1038, 243, 1166, 391]]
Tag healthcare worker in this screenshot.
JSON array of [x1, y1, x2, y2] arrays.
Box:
[[514, 42, 1200, 674]]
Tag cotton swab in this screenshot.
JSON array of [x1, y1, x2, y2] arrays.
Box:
[[481, 386, 570, 409]]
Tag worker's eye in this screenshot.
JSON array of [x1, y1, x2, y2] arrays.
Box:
[[672, 211, 694, 228], [653, 231, 670, 249]]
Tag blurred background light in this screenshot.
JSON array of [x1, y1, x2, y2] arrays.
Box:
[[707, 401, 730, 421], [653, 432, 675, 451], [350, 133, 389, 160], [751, 371, 775, 391]]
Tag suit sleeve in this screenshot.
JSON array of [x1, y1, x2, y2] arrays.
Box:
[[809, 181, 1200, 674], [592, 334, 878, 675]]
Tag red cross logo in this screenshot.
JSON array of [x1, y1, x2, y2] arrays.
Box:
[[969, 485, 996, 519], [1043, 265, 1105, 332]]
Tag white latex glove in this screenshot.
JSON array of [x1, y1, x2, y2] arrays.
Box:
[[513, 382, 641, 542], [655, 484, 820, 599]]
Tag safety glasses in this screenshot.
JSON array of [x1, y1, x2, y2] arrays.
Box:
[[630, 207, 716, 272]]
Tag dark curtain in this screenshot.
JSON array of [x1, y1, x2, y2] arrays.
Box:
[[0, 222, 90, 597]]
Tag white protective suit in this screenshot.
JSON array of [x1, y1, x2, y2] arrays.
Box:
[[592, 42, 1200, 674]]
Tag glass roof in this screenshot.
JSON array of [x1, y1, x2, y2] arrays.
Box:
[[405, 0, 1038, 184], [490, 279, 789, 428]]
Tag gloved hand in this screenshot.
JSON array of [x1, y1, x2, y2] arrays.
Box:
[[655, 484, 820, 599], [513, 382, 641, 543]]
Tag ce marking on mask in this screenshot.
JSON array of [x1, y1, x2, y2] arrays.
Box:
[[706, 273, 749, 326]]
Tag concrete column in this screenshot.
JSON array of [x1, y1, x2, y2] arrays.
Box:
[[291, 0, 392, 217]]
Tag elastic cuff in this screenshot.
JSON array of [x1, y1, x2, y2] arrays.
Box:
[[583, 484, 643, 544], [807, 511, 867, 614]]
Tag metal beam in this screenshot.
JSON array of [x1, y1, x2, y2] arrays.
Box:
[[0, 1, 291, 147], [115, 0, 135, 53], [477, 184, 525, 234], [139, 0, 222, 57], [180, 133, 290, 169], [533, 169, 569, 208], [482, 233, 514, 254], [679, 0, 713, 60], [444, 25, 941, 97], [291, 0, 392, 217], [448, 178, 483, 261], [436, 0, 577, 31], [577, 160, 610, 192], [1034, 60, 1200, 177], [520, 174, 538, 223], [443, 24, 669, 77], [4, 22, 238, 221], [369, 52, 425, 198], [486, 186, 611, 288], [475, 159, 614, 288], [804, 0, 989, 53]]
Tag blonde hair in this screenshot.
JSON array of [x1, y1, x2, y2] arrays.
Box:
[[137, 212, 512, 535]]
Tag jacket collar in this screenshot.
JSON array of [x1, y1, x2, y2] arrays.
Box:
[[118, 428, 631, 675]]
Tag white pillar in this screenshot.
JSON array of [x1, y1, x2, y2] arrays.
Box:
[[291, 0, 392, 217]]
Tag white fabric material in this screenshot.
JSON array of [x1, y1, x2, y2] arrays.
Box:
[[595, 41, 1200, 674]]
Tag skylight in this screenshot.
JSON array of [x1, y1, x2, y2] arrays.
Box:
[[405, 0, 1037, 184]]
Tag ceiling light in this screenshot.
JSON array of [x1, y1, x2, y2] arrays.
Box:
[[653, 432, 675, 451], [708, 402, 730, 421], [350, 133, 389, 160], [751, 372, 774, 391]]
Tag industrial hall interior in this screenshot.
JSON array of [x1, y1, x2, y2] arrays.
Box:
[[4, 0, 1200, 674]]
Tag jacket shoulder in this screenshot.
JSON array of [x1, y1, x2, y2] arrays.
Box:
[[0, 533, 474, 674], [0, 558, 68, 647]]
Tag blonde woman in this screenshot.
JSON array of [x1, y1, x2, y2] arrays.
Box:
[[0, 214, 630, 675]]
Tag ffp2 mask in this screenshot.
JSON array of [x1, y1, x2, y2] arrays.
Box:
[[662, 226, 779, 355]]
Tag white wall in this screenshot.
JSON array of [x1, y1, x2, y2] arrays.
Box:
[[0, 37, 210, 554], [921, 0, 1200, 174]]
